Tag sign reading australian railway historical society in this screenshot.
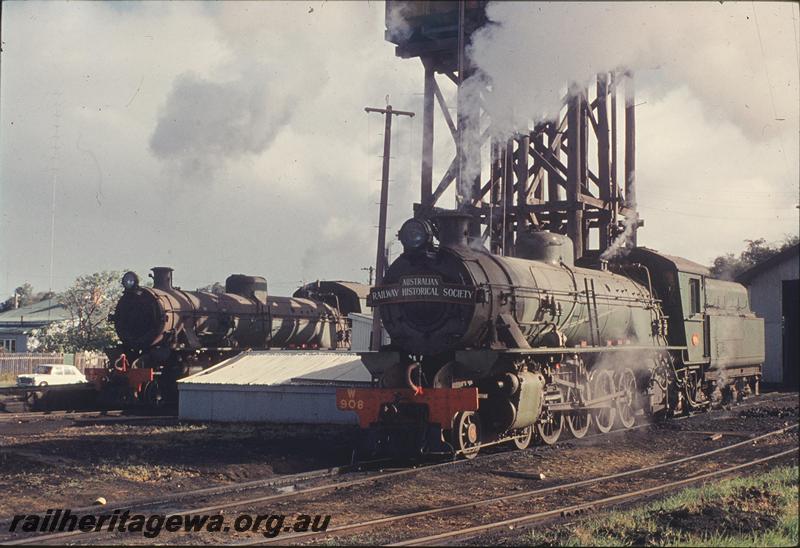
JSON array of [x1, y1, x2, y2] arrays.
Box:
[[370, 275, 476, 305]]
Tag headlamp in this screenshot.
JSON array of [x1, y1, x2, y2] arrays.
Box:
[[398, 218, 432, 252], [121, 271, 139, 290]]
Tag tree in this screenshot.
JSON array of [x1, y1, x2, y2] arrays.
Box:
[[37, 271, 124, 352], [0, 283, 55, 311], [710, 235, 799, 280]]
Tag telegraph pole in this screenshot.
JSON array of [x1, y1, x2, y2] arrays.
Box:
[[365, 104, 414, 351], [360, 266, 375, 286]]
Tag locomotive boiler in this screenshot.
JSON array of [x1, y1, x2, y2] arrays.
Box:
[[90, 267, 353, 406], [338, 212, 765, 458]]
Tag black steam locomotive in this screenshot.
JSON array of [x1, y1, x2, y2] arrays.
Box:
[[89, 268, 366, 406], [338, 212, 765, 458]]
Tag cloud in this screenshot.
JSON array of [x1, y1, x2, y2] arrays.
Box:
[[150, 69, 297, 180]]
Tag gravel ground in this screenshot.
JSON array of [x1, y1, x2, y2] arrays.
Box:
[[0, 391, 796, 545]]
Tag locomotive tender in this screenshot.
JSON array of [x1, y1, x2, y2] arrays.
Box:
[[338, 212, 765, 458], [90, 268, 362, 405]]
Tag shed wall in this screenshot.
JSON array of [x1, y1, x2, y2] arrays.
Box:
[[746, 253, 799, 383], [349, 313, 390, 352], [179, 385, 359, 424]]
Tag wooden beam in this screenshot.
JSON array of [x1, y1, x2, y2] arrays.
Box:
[[431, 155, 458, 204], [444, 71, 459, 85], [420, 59, 435, 206], [432, 78, 457, 140]]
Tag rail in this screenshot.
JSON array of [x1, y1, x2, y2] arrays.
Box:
[[246, 424, 798, 545]]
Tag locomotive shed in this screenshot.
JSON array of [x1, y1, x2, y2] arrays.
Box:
[[0, 392, 795, 545]]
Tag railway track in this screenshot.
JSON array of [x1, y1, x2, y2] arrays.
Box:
[[0, 410, 124, 422], [1, 392, 795, 545], [236, 423, 798, 545], [391, 447, 798, 546], [0, 463, 362, 539], [0, 419, 652, 544], [0, 422, 600, 543], [4, 421, 796, 546]]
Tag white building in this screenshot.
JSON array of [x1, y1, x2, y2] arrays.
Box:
[[738, 244, 799, 386], [348, 312, 390, 352]]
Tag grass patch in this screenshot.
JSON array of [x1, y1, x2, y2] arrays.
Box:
[[514, 465, 798, 547]]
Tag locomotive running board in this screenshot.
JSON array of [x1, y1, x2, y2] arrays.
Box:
[[455, 347, 687, 378], [497, 345, 688, 354]]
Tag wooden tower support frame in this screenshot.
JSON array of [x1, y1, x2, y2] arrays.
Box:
[[389, 1, 641, 261]]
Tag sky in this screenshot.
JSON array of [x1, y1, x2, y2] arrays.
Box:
[[1, 1, 798, 298]]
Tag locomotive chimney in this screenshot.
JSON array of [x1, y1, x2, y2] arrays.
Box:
[[434, 211, 471, 248], [151, 267, 174, 290]]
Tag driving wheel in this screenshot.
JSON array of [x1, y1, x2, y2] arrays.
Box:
[[512, 425, 533, 450], [566, 385, 592, 438], [536, 389, 564, 445], [453, 411, 481, 459], [615, 368, 637, 429], [591, 369, 617, 433]]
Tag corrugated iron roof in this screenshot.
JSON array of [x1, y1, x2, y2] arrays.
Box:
[[0, 299, 70, 326], [178, 350, 371, 386], [736, 244, 800, 284]]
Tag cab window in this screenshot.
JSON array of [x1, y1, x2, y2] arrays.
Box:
[[689, 278, 701, 315]]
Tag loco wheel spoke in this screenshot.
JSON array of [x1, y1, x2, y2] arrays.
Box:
[[591, 369, 616, 433], [566, 386, 592, 439], [536, 413, 564, 445], [536, 387, 564, 445], [616, 368, 637, 429], [453, 411, 481, 459], [512, 425, 533, 450]]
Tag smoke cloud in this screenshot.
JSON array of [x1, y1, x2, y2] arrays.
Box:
[[469, 2, 798, 141], [150, 69, 295, 179]]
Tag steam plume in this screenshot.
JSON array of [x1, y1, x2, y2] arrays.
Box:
[[150, 69, 294, 180], [469, 2, 798, 140]]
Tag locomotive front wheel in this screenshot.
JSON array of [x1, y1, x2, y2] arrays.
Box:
[[566, 386, 592, 439], [615, 368, 637, 429], [453, 411, 481, 459], [512, 425, 534, 450], [142, 380, 163, 408], [591, 369, 617, 433]]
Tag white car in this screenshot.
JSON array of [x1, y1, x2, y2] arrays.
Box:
[[17, 364, 87, 387]]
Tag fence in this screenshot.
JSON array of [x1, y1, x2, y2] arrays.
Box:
[[0, 352, 107, 377]]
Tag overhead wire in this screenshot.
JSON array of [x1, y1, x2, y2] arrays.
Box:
[[792, 2, 800, 76], [638, 204, 795, 221], [750, 2, 794, 182]]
